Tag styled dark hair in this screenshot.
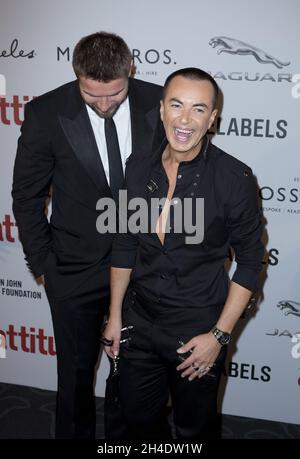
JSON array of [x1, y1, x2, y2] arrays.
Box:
[[72, 31, 132, 82], [163, 67, 219, 108]]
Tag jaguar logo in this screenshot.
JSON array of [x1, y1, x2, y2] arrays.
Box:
[[277, 300, 300, 317], [209, 36, 290, 69]]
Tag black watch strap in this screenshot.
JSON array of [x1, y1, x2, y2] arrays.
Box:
[[211, 326, 231, 346]]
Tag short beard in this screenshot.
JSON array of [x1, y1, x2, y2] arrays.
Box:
[[88, 101, 121, 119]]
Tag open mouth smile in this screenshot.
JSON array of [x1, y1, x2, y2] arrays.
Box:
[[174, 127, 193, 142]]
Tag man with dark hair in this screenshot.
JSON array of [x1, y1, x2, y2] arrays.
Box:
[[12, 31, 164, 439], [73, 31, 132, 82], [162, 67, 219, 108], [103, 67, 263, 439]]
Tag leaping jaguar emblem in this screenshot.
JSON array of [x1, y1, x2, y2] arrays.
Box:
[[277, 300, 300, 317], [209, 36, 290, 69]]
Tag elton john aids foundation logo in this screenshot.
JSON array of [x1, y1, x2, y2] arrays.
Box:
[[209, 36, 290, 69]]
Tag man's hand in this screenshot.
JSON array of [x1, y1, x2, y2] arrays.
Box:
[[176, 332, 221, 381], [102, 316, 122, 359], [37, 275, 45, 285]]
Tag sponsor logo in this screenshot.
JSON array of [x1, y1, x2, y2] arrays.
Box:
[[0, 324, 56, 356], [209, 36, 292, 83], [208, 117, 287, 138], [0, 278, 42, 300], [266, 329, 300, 338], [57, 46, 175, 78], [277, 300, 300, 317], [209, 36, 290, 69], [132, 48, 173, 65], [210, 71, 292, 83], [260, 186, 299, 203], [266, 329, 300, 362], [56, 47, 174, 64], [56, 46, 70, 61], [0, 96, 33, 126], [259, 179, 300, 215], [266, 328, 300, 338], [266, 300, 300, 362], [223, 361, 271, 382], [133, 48, 174, 78], [0, 214, 20, 243], [0, 39, 35, 59]]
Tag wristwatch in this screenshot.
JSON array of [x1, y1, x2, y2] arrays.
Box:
[[211, 326, 231, 346]]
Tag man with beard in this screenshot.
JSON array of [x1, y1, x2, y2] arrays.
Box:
[[12, 31, 163, 438]]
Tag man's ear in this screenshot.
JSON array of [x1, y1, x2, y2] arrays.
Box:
[[208, 108, 218, 130], [160, 100, 164, 122], [128, 60, 134, 77]]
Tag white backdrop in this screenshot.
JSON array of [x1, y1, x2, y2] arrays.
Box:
[[0, 0, 299, 425]]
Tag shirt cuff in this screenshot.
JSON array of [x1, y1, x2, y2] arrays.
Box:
[[232, 268, 260, 292], [111, 251, 136, 269]]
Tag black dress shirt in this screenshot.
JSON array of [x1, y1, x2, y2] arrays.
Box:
[[112, 136, 263, 315]]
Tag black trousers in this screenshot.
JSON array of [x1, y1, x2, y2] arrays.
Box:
[[45, 270, 109, 439], [119, 289, 226, 440]]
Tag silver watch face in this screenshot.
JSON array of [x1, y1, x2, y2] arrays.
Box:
[[213, 327, 231, 345], [219, 332, 231, 345]]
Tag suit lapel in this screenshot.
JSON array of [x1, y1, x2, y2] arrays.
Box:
[[59, 81, 110, 195], [129, 80, 162, 158], [59, 80, 163, 195]]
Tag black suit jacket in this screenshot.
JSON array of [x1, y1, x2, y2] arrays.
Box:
[[12, 78, 164, 299]]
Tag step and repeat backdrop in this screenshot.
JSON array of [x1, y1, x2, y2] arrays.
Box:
[[0, 0, 299, 425]]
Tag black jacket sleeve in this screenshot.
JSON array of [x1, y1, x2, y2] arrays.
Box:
[[12, 102, 54, 277]]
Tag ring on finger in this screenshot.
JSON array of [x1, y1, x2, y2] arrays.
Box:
[[198, 367, 207, 373], [199, 366, 213, 373]]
